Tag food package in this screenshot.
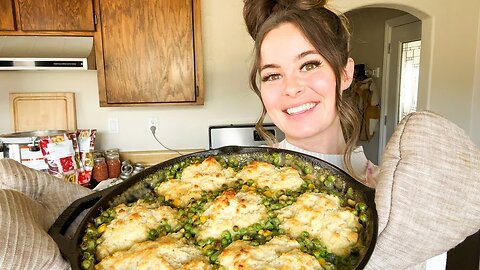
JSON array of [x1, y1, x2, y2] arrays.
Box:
[[38, 132, 84, 185], [77, 129, 97, 186]]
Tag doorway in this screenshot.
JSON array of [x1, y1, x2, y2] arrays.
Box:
[[346, 8, 413, 164], [380, 14, 422, 157]]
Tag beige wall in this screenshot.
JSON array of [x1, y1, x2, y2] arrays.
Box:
[[334, 0, 480, 146], [0, 0, 261, 151], [1, 0, 479, 151], [472, 6, 480, 147]]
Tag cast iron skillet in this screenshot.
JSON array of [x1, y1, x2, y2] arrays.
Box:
[[49, 146, 378, 270]]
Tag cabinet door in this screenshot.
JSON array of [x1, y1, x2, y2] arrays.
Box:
[[18, 0, 95, 31], [99, 0, 198, 104], [0, 0, 15, 30]]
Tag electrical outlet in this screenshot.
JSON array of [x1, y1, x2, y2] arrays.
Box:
[[148, 117, 158, 131]]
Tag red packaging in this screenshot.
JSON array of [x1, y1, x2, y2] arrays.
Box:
[[38, 132, 84, 185], [77, 129, 97, 186]]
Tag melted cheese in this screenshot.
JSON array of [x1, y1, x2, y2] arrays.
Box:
[[197, 190, 268, 240], [236, 161, 304, 191], [96, 201, 180, 260], [277, 193, 361, 256], [96, 235, 210, 270], [218, 236, 323, 270], [155, 157, 236, 207]]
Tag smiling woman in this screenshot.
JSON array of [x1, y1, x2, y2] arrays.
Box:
[[243, 0, 365, 183]]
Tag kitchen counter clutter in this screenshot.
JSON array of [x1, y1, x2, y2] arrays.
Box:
[[0, 129, 149, 190], [0, 129, 97, 186], [90, 153, 146, 191], [0, 129, 204, 190]]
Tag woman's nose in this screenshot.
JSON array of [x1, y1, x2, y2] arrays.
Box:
[[283, 75, 305, 97]]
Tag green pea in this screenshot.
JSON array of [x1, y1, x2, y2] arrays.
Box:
[[205, 249, 215, 256], [312, 239, 323, 249], [221, 238, 230, 247], [94, 217, 104, 227], [346, 187, 354, 198], [221, 230, 232, 240], [254, 234, 266, 243], [147, 229, 159, 240], [81, 259, 91, 270], [86, 227, 97, 237], [303, 165, 312, 174], [324, 179, 334, 189], [359, 213, 368, 223], [210, 250, 221, 263], [238, 228, 247, 235], [356, 202, 368, 213]]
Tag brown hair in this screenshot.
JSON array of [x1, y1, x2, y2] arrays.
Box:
[[243, 0, 362, 179]]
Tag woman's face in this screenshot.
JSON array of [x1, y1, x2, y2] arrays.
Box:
[[259, 22, 353, 151]]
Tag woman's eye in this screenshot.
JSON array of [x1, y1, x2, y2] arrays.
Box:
[[261, 73, 282, 82], [300, 61, 321, 72]]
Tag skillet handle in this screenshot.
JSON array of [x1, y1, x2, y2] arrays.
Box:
[[48, 189, 108, 266]]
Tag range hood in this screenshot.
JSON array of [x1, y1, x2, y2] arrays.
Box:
[[0, 36, 93, 71]]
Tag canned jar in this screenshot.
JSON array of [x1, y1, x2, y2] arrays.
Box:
[[92, 157, 108, 181], [106, 153, 121, 179]]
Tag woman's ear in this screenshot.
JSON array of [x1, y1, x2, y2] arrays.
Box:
[[340, 58, 355, 91]]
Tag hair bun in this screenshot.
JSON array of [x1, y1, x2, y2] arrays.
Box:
[[243, 0, 329, 40], [243, 0, 276, 40]]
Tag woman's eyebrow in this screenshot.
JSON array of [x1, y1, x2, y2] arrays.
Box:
[[260, 63, 279, 72], [260, 50, 320, 72], [297, 50, 319, 60]]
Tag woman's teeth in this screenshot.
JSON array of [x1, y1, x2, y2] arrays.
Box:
[[286, 103, 316, 115]]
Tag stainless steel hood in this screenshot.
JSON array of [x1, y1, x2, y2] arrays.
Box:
[[0, 36, 93, 70]]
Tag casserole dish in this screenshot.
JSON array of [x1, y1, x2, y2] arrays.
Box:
[[49, 146, 377, 270]]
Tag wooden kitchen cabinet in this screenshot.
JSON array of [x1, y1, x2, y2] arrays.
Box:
[[95, 0, 204, 106], [0, 0, 15, 31], [18, 0, 95, 31], [0, 0, 95, 34]]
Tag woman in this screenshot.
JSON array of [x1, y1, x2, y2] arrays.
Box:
[[243, 0, 376, 187], [242, 0, 480, 269]]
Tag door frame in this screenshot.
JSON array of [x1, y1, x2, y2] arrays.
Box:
[[378, 14, 421, 159]]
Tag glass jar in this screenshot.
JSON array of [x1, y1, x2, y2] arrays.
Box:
[[92, 157, 108, 182], [105, 148, 119, 156], [106, 153, 121, 179]]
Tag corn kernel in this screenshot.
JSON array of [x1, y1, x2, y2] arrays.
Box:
[[264, 190, 273, 197], [200, 216, 207, 223], [318, 258, 326, 266], [173, 198, 181, 206], [97, 223, 107, 234]]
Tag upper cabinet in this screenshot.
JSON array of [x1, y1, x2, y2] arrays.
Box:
[[0, 0, 95, 33], [0, 0, 15, 31], [18, 0, 95, 31], [0, 0, 203, 106], [95, 0, 204, 106]]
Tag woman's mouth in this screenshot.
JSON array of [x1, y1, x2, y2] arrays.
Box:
[[285, 102, 317, 115]]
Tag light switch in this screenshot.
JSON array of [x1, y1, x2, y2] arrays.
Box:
[[108, 118, 119, 134]]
